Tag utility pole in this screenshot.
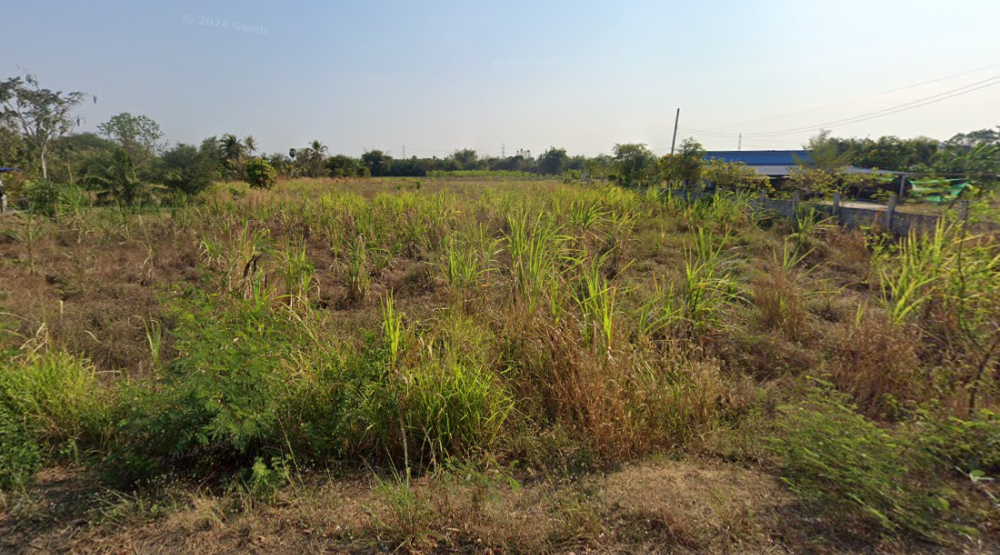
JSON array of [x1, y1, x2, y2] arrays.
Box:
[[669, 108, 680, 156], [738, 134, 742, 151]]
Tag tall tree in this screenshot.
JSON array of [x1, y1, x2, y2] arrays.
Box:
[[451, 148, 479, 170], [797, 130, 855, 172], [0, 73, 92, 178], [658, 139, 705, 191], [538, 146, 569, 175], [219, 134, 247, 180], [361, 149, 391, 177], [612, 143, 657, 187], [219, 133, 246, 164], [97, 113, 164, 169], [244, 135, 258, 158], [159, 143, 216, 196]]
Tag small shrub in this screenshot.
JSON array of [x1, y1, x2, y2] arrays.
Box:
[[22, 179, 66, 217], [373, 470, 435, 550], [106, 300, 331, 482], [0, 402, 42, 491], [245, 158, 277, 190], [912, 406, 1000, 475]]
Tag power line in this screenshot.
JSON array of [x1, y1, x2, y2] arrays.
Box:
[[685, 75, 1000, 140], [743, 75, 1000, 138], [703, 60, 1000, 132]]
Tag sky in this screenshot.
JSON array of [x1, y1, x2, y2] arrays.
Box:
[[3, 0, 999, 157]]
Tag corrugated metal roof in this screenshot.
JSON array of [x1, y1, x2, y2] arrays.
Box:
[[747, 165, 796, 177], [705, 150, 810, 166]]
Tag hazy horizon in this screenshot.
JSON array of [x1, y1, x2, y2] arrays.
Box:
[[5, 0, 999, 157]]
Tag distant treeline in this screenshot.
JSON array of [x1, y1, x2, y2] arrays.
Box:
[[1, 72, 997, 205]]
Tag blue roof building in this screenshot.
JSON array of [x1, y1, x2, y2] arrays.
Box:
[[704, 150, 898, 178], [704, 150, 810, 177]]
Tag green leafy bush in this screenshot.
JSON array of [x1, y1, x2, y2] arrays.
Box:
[[768, 382, 956, 540], [160, 143, 218, 196], [245, 158, 277, 190], [912, 407, 1000, 475], [0, 402, 42, 490], [22, 179, 66, 216], [104, 296, 363, 484]]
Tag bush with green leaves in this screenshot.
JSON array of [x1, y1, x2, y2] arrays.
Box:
[[159, 143, 218, 196], [0, 401, 42, 491], [245, 157, 277, 190], [101, 287, 388, 484], [22, 178, 66, 216], [768, 382, 959, 541], [912, 406, 1000, 476]]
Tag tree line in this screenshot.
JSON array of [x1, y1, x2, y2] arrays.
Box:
[[1, 71, 997, 207]]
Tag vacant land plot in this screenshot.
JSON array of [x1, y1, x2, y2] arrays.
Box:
[[1, 177, 999, 553]]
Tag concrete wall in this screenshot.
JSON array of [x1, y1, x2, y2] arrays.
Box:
[[655, 188, 993, 236]]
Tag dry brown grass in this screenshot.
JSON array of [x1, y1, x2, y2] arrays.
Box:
[[826, 312, 925, 420], [3, 178, 997, 553], [9, 458, 970, 555]]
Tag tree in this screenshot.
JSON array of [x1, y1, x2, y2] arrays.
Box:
[[82, 148, 147, 205], [50, 132, 115, 184], [267, 152, 292, 176], [197, 136, 225, 180], [219, 133, 246, 165], [219, 134, 247, 180], [292, 140, 329, 177], [0, 73, 92, 179], [97, 113, 164, 169], [788, 131, 856, 198], [945, 126, 1000, 148], [326, 154, 360, 178], [451, 148, 479, 170], [160, 143, 217, 196], [658, 139, 705, 191], [612, 143, 657, 187], [361, 149, 391, 177], [703, 158, 770, 192], [244, 135, 258, 158], [538, 146, 569, 175], [797, 130, 854, 172], [245, 158, 277, 190]]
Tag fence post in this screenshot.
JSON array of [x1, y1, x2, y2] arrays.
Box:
[[886, 193, 898, 231], [831, 192, 841, 220]]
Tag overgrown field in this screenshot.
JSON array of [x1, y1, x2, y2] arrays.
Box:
[[1, 177, 999, 554]]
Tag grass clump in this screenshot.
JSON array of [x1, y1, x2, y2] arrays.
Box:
[[0, 349, 110, 456], [768, 381, 963, 542]]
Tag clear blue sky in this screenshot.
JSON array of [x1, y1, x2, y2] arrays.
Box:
[[4, 0, 999, 156]]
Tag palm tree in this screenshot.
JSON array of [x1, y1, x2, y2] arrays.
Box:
[[309, 140, 329, 159], [219, 133, 247, 180], [245, 135, 258, 158], [219, 134, 246, 164], [294, 140, 329, 177]]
